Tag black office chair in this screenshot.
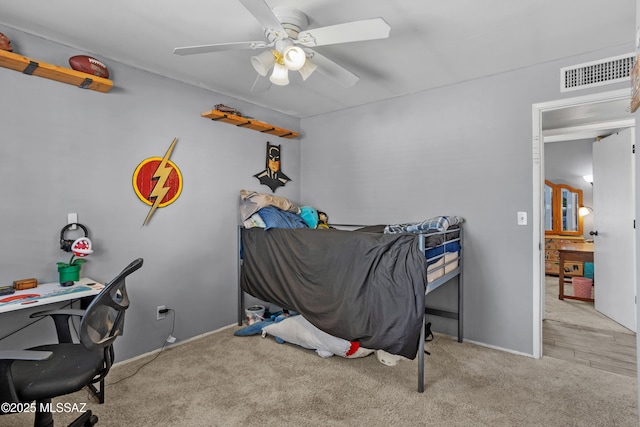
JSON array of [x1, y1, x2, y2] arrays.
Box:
[[0, 258, 143, 427]]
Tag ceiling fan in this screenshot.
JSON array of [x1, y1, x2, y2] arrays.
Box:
[[173, 0, 391, 90]]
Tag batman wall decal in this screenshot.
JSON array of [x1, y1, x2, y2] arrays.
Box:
[[254, 142, 290, 192]]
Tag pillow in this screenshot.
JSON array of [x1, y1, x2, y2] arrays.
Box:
[[262, 315, 363, 358], [242, 212, 266, 229], [239, 190, 299, 221]]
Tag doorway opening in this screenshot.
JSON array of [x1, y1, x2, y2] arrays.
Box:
[[532, 88, 635, 360]]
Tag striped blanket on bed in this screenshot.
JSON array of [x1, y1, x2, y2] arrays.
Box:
[[384, 216, 463, 234]]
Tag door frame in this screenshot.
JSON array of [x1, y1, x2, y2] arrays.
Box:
[[531, 88, 634, 359]]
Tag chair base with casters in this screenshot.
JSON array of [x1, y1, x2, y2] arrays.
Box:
[[0, 258, 143, 427]]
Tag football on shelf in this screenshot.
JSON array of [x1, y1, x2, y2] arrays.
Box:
[[0, 32, 12, 52], [68, 55, 109, 79]]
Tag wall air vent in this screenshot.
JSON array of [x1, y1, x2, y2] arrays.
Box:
[[560, 53, 635, 92]]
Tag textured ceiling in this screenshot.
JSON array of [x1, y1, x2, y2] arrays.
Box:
[[0, 0, 635, 118]]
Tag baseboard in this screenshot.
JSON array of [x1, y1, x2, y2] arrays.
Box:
[[463, 338, 536, 359]]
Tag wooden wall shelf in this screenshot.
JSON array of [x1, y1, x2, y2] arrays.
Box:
[[201, 109, 299, 139], [0, 50, 113, 93]]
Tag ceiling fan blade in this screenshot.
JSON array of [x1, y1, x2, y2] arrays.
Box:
[[251, 74, 272, 92], [308, 51, 359, 88], [173, 41, 267, 56], [239, 0, 286, 34], [297, 18, 390, 47]]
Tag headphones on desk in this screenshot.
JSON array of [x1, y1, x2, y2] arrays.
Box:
[[60, 223, 89, 252]]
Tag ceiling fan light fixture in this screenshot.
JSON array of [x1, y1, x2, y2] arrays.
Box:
[[174, 6, 392, 92], [251, 50, 276, 76], [270, 62, 289, 85], [298, 58, 318, 81], [282, 45, 306, 71]]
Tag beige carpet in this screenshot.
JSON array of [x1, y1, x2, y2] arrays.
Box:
[[5, 323, 638, 427], [544, 275, 632, 334]]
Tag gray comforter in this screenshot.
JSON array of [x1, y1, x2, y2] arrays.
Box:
[[240, 227, 428, 359]]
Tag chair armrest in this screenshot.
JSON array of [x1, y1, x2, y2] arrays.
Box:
[[0, 350, 52, 361], [30, 309, 86, 344], [30, 308, 85, 319]]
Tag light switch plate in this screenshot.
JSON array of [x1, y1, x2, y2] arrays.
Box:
[[517, 211, 527, 225]]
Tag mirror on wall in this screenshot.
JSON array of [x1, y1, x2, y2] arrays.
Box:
[[545, 180, 583, 236]]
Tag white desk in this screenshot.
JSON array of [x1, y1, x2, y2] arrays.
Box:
[[0, 277, 104, 314]]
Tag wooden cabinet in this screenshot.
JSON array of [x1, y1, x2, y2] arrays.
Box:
[[545, 235, 585, 275], [544, 181, 584, 236], [0, 49, 113, 93], [201, 109, 299, 139]]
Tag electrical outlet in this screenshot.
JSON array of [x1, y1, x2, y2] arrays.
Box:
[[157, 305, 166, 320]]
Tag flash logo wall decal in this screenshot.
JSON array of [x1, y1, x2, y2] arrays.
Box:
[[254, 142, 290, 192], [132, 138, 183, 226]]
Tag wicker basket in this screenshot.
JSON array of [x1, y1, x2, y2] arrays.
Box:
[[572, 277, 593, 299]]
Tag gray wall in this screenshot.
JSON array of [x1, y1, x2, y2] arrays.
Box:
[[0, 26, 301, 360], [299, 44, 633, 354]]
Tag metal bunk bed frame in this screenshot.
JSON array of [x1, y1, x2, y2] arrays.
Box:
[[236, 225, 464, 393], [418, 227, 463, 392]]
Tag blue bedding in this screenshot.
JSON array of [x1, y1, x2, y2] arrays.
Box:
[[258, 206, 308, 230], [425, 241, 460, 264]]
